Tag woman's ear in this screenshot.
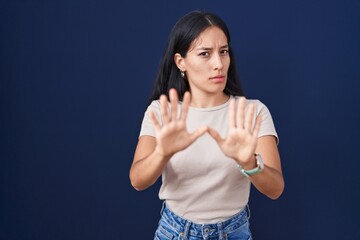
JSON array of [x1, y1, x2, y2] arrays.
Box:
[[174, 53, 185, 71]]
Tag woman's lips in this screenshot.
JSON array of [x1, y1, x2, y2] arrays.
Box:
[[210, 76, 225, 83]]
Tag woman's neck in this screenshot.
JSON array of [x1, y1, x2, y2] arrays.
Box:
[[190, 92, 230, 108]]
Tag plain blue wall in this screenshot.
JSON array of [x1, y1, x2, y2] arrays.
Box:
[[1, 0, 359, 239]]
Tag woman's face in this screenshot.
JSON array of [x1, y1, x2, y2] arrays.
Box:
[[175, 26, 230, 96]]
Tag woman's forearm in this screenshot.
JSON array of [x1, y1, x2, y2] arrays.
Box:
[[249, 165, 284, 199], [130, 147, 171, 191]]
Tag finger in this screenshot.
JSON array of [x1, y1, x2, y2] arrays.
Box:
[[189, 125, 209, 143], [169, 89, 179, 121], [252, 114, 262, 137], [244, 102, 255, 130], [207, 127, 225, 145], [149, 110, 161, 132], [236, 97, 246, 129], [180, 91, 191, 122], [228, 98, 236, 128], [160, 94, 169, 124]]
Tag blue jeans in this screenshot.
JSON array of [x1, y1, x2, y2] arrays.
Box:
[[154, 202, 253, 240]]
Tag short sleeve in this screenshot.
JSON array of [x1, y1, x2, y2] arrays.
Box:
[[254, 100, 279, 144], [139, 100, 162, 138]]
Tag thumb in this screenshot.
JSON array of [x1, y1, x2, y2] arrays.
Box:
[[189, 125, 208, 142], [207, 127, 224, 145]]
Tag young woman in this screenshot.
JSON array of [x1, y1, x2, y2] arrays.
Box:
[[130, 10, 284, 240]]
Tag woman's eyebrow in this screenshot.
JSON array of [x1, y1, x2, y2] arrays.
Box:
[[195, 45, 229, 51], [195, 47, 212, 51]]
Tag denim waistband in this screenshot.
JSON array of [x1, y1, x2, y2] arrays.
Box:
[[160, 202, 250, 239]]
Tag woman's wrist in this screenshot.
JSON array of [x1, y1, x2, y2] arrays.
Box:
[[154, 146, 173, 163], [237, 154, 265, 178], [237, 154, 257, 170]]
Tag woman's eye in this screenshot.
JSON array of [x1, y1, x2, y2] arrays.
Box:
[[199, 52, 209, 57], [220, 49, 229, 55]]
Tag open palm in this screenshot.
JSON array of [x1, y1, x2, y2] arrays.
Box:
[[208, 97, 262, 166], [149, 89, 208, 158]]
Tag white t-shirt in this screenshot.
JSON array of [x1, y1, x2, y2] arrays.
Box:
[[139, 96, 278, 223]]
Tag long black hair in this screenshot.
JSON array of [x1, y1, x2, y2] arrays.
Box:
[[149, 10, 244, 103]]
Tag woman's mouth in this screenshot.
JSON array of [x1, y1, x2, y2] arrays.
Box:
[[210, 75, 225, 83]]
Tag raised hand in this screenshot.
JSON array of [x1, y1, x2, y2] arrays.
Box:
[[208, 97, 262, 167], [149, 89, 208, 158]]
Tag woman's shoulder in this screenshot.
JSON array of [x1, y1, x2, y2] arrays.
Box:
[[147, 99, 161, 109], [232, 95, 264, 106]]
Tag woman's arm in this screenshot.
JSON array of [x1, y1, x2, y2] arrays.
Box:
[[208, 97, 284, 199], [130, 136, 171, 191], [129, 89, 208, 191], [248, 135, 284, 199]]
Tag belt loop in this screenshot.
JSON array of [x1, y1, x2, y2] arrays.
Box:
[[246, 204, 251, 220], [181, 221, 191, 240], [217, 222, 225, 240], [160, 200, 166, 216]]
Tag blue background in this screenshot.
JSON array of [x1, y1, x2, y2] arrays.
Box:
[[1, 0, 360, 239]]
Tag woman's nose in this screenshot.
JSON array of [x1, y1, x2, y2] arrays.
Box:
[[212, 53, 224, 70]]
